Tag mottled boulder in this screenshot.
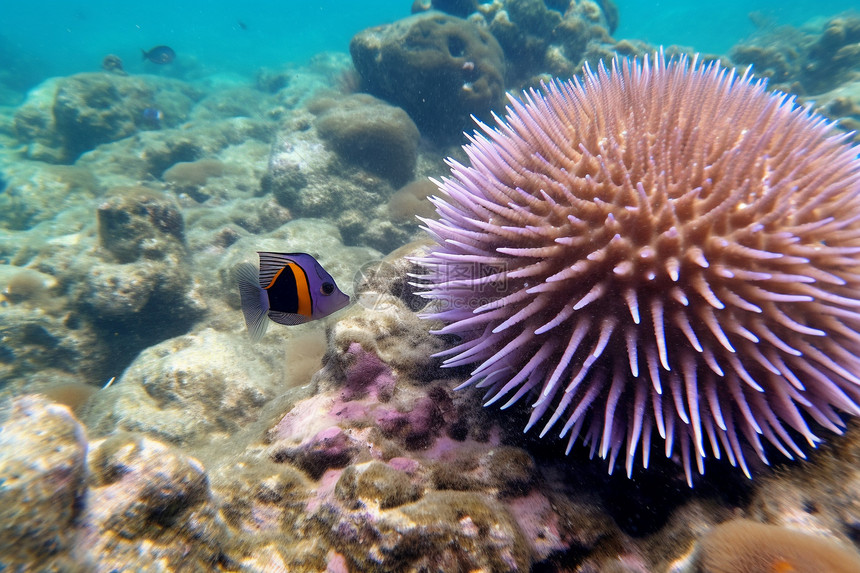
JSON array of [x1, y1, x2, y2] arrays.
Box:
[[262, 122, 404, 247], [83, 327, 308, 446], [314, 94, 420, 187], [80, 434, 227, 569], [323, 491, 532, 571], [335, 460, 420, 510], [477, 0, 618, 83], [13, 72, 200, 163], [96, 186, 185, 263], [0, 395, 87, 569], [86, 434, 210, 536], [350, 11, 505, 142], [0, 162, 101, 230]]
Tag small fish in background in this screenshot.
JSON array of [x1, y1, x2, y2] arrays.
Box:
[[141, 107, 163, 128], [237, 19, 248, 30], [141, 45, 176, 64], [236, 252, 350, 340]]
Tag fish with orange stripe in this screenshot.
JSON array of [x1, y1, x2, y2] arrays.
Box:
[[236, 252, 350, 340]]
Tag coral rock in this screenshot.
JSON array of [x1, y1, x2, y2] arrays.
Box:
[[322, 490, 532, 571], [84, 327, 303, 445], [13, 73, 199, 163], [96, 186, 185, 263], [350, 11, 505, 142], [315, 94, 420, 187], [341, 341, 397, 402], [375, 396, 443, 449], [0, 395, 87, 568], [85, 434, 210, 538], [275, 426, 360, 479], [335, 460, 420, 510]]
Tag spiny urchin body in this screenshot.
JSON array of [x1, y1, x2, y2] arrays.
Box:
[[414, 53, 860, 485]]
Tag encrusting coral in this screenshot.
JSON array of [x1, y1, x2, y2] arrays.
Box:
[[350, 11, 506, 142], [415, 51, 860, 484]]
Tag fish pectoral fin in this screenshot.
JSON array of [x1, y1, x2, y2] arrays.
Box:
[[236, 262, 269, 341], [268, 311, 310, 326]]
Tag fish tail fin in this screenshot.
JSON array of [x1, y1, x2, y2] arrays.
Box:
[[141, 49, 148, 60], [236, 262, 269, 341]]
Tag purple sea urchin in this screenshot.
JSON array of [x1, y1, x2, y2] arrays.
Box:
[[414, 52, 860, 484]]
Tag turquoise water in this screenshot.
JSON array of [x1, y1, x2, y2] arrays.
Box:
[[1, 1, 409, 85], [617, 0, 859, 54], [2, 0, 858, 86]]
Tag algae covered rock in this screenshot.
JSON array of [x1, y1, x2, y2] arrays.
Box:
[[13, 72, 200, 163], [0, 162, 101, 230], [323, 490, 532, 571], [81, 433, 227, 570], [335, 460, 420, 510], [350, 11, 505, 141], [263, 122, 397, 222], [314, 94, 420, 187], [84, 327, 306, 445], [96, 186, 185, 263], [0, 395, 87, 568]]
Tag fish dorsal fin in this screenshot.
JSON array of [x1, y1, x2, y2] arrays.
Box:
[[258, 252, 303, 287]]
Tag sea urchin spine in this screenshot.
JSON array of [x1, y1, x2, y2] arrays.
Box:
[[414, 52, 860, 485]]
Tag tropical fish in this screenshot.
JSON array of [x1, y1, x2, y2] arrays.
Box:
[[142, 107, 163, 127], [236, 252, 350, 340], [141, 45, 176, 64]]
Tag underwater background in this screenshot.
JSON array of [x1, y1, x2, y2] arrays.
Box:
[[2, 0, 860, 571], [2, 0, 859, 84]]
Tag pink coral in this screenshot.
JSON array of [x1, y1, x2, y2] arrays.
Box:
[[341, 342, 396, 402]]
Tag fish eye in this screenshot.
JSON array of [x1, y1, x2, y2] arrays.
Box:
[[321, 282, 335, 295]]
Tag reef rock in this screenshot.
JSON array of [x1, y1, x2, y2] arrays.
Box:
[[83, 434, 213, 541], [413, 0, 620, 85], [0, 395, 87, 569], [13, 72, 200, 163], [96, 186, 185, 263], [314, 94, 420, 187], [730, 12, 860, 96], [82, 326, 316, 446], [264, 123, 375, 217], [320, 490, 532, 571], [350, 11, 506, 142], [82, 187, 200, 360], [263, 117, 411, 250], [0, 162, 101, 230], [477, 0, 618, 84]]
